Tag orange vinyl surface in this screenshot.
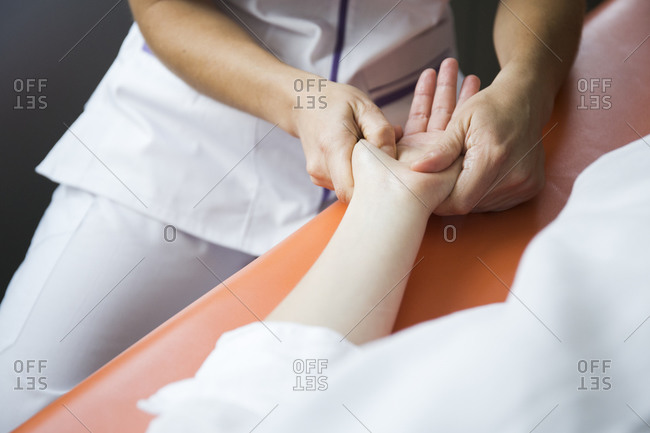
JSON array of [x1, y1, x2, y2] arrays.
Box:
[[17, 0, 650, 430]]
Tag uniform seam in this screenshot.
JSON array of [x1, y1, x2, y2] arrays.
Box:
[[239, 120, 263, 252]]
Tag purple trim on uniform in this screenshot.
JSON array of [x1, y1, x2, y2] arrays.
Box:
[[329, 0, 349, 82], [142, 42, 152, 54], [368, 49, 451, 94], [374, 53, 455, 108], [321, 188, 333, 205], [374, 81, 420, 107]]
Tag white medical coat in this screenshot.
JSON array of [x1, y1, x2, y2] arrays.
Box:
[[140, 136, 650, 431], [36, 0, 456, 255]]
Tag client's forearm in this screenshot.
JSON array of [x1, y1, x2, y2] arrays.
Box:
[[267, 184, 430, 344], [267, 61, 466, 342]]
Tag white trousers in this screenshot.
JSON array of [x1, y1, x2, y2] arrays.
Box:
[[0, 186, 256, 431]]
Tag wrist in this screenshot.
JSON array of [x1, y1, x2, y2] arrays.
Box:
[[493, 60, 556, 125], [254, 65, 302, 135], [264, 68, 329, 138], [352, 180, 432, 224]]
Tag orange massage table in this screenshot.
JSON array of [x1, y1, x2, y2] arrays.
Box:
[[17, 0, 650, 430]]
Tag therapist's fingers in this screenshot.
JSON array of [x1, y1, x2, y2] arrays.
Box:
[[433, 144, 500, 215], [427, 58, 459, 132], [328, 142, 356, 203], [394, 125, 404, 142], [356, 103, 397, 158], [409, 125, 465, 173], [404, 68, 436, 136]]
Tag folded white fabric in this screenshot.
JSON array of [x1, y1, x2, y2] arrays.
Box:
[[138, 323, 358, 431], [140, 135, 650, 432]]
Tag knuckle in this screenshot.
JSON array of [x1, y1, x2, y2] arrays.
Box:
[[454, 200, 474, 215], [349, 94, 373, 113], [442, 196, 473, 215], [409, 111, 429, 122], [525, 171, 545, 196], [335, 187, 349, 203], [508, 160, 543, 193], [490, 146, 509, 167], [432, 105, 454, 117], [305, 161, 319, 176], [316, 138, 330, 154], [306, 160, 327, 181], [507, 166, 530, 188], [434, 208, 454, 217], [364, 120, 393, 141], [309, 175, 325, 188], [376, 122, 394, 135]]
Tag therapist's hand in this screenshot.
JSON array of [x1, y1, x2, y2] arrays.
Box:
[[410, 59, 547, 214], [289, 79, 398, 204], [351, 62, 481, 210]]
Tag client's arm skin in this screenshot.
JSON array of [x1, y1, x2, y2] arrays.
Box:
[[128, 0, 396, 203], [267, 61, 480, 344]]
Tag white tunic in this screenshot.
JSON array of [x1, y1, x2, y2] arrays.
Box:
[[140, 135, 650, 431], [36, 0, 456, 255]]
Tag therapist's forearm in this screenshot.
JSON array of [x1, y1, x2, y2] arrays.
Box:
[[493, 0, 584, 118], [129, 0, 310, 135], [267, 186, 430, 344]]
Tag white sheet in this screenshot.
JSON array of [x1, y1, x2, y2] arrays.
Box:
[[140, 135, 650, 432]]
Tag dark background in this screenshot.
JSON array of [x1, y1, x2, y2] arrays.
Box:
[[0, 0, 604, 303]]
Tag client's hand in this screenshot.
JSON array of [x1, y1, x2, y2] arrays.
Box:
[[351, 61, 481, 212], [268, 62, 480, 343]]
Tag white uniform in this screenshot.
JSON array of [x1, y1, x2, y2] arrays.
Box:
[[141, 135, 650, 432], [35, 0, 456, 254], [0, 1, 456, 429]]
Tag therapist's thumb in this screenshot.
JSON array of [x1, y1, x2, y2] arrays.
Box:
[[357, 105, 397, 159], [410, 127, 464, 173]]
